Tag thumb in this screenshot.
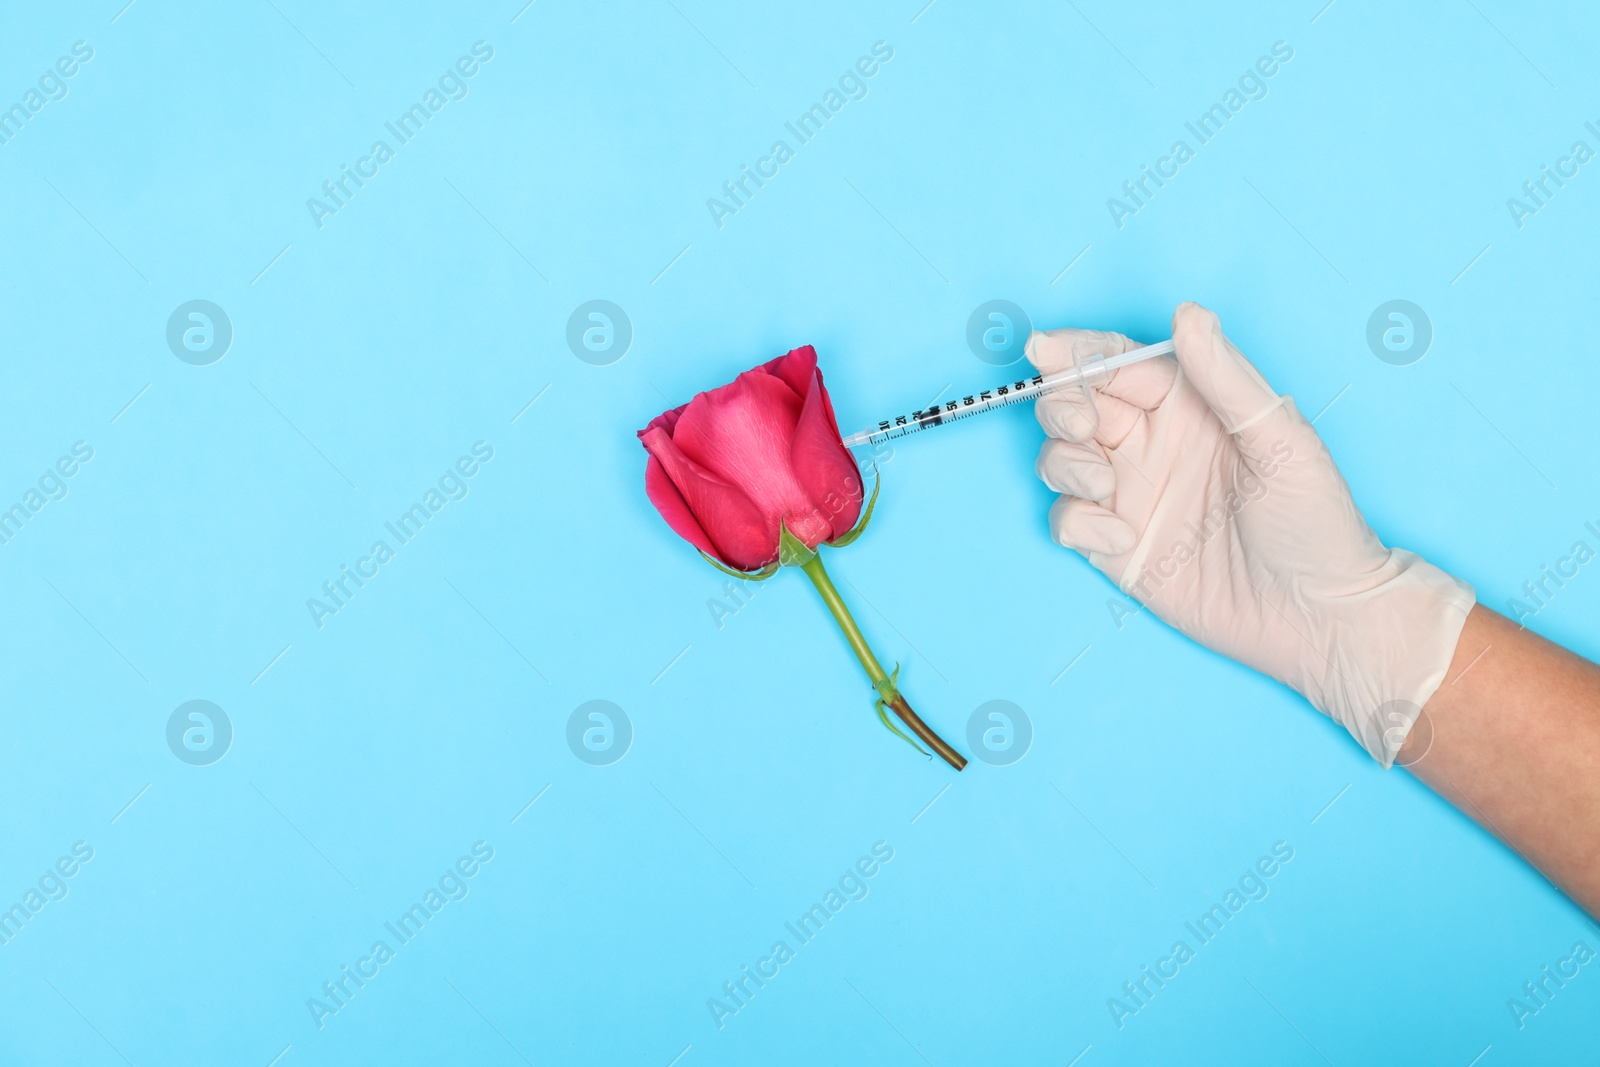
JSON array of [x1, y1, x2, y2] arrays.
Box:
[[1170, 302, 1285, 442]]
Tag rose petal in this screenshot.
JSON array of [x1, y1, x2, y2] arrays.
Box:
[[641, 401, 689, 439], [790, 365, 863, 538], [642, 454, 719, 560], [640, 425, 776, 570], [671, 369, 820, 532], [758, 345, 818, 398], [811, 362, 848, 441], [762, 346, 857, 457]]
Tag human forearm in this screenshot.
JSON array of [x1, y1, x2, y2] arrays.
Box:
[[1404, 604, 1600, 915]]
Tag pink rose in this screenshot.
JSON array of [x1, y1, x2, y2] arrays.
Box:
[[635, 343, 966, 771], [638, 345, 864, 571]]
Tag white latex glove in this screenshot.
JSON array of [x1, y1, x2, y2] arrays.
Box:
[[1030, 302, 1475, 766]]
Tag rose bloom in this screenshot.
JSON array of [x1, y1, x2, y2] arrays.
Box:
[[637, 345, 864, 571]]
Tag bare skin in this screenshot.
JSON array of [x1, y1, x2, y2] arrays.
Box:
[[1402, 604, 1600, 915]]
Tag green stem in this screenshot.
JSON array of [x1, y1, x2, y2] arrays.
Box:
[[799, 554, 967, 771], [800, 555, 890, 686]]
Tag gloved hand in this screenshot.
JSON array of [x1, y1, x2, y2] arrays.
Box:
[[1029, 302, 1476, 766]]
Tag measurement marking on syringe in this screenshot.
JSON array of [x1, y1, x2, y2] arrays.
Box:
[[865, 374, 1045, 442], [842, 339, 1175, 449], [883, 397, 1033, 438]]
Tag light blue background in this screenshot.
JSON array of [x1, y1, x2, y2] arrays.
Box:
[[2, 1, 1598, 1064]]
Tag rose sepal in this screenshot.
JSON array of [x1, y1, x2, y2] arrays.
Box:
[[823, 467, 880, 549], [698, 551, 780, 582]]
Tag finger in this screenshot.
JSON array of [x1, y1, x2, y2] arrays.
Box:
[[1037, 383, 1148, 449], [1096, 351, 1179, 411], [1048, 495, 1137, 557], [1170, 302, 1285, 440], [1036, 438, 1114, 501], [1025, 327, 1136, 376], [1031, 326, 1176, 444], [1090, 393, 1143, 450], [1051, 330, 1178, 411], [1035, 386, 1097, 442]]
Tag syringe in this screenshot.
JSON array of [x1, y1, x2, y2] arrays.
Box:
[[840, 339, 1175, 449]]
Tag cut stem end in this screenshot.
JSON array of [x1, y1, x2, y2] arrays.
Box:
[[885, 693, 968, 771], [798, 551, 967, 772]]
